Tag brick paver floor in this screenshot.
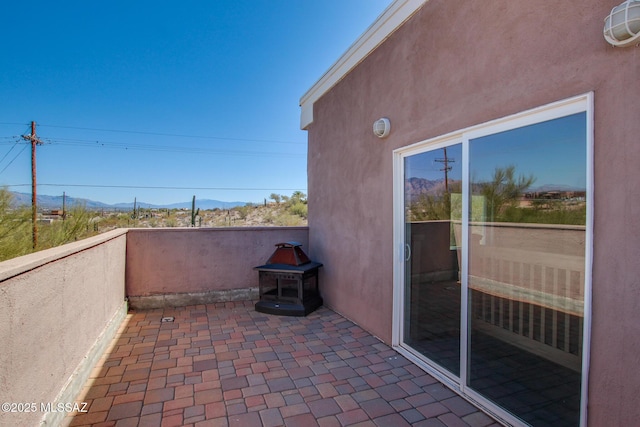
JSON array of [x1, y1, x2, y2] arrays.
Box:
[[66, 301, 500, 427]]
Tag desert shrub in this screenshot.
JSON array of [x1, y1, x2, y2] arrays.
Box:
[[0, 189, 100, 260], [289, 201, 308, 219], [235, 205, 250, 220], [0, 189, 32, 261], [38, 205, 97, 249], [272, 212, 305, 226]]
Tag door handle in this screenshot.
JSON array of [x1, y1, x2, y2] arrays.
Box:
[[405, 243, 411, 262]]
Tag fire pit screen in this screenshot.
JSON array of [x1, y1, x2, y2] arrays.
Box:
[[254, 242, 323, 316]]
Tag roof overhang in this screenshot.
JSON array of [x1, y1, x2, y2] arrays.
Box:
[[299, 0, 428, 130]]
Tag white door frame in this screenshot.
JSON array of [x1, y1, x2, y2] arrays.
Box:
[[392, 92, 594, 427]]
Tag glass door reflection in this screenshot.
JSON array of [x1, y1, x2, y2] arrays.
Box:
[[403, 144, 462, 376], [467, 113, 586, 427]]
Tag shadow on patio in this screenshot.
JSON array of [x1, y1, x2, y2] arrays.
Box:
[[66, 301, 499, 427]]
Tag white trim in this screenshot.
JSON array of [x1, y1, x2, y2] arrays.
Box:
[[460, 136, 470, 391], [463, 96, 590, 142], [391, 150, 405, 347], [392, 92, 594, 427], [395, 342, 520, 427], [299, 0, 428, 130], [580, 91, 595, 427], [395, 344, 461, 391], [391, 136, 459, 348]]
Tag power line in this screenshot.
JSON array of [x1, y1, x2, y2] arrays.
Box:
[[5, 183, 307, 191], [0, 136, 305, 157], [0, 121, 302, 145], [434, 147, 456, 193], [0, 139, 20, 165], [39, 138, 305, 158], [36, 123, 303, 145], [0, 144, 28, 175], [0, 122, 29, 127]]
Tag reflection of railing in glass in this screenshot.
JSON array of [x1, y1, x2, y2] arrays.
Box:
[[401, 109, 588, 426], [453, 222, 585, 371], [464, 112, 587, 426]]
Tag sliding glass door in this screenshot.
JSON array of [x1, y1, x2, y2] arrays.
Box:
[[395, 95, 591, 427], [467, 113, 586, 427], [403, 144, 463, 377]]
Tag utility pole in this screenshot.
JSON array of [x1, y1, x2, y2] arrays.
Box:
[[22, 121, 43, 249], [191, 195, 196, 227], [435, 147, 455, 193], [133, 197, 137, 224]]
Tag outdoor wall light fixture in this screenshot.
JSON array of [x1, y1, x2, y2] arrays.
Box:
[[604, 0, 640, 47], [373, 117, 391, 138]]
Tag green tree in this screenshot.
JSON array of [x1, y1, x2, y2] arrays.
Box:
[[480, 165, 535, 221], [284, 191, 307, 219], [290, 191, 306, 204], [269, 193, 281, 204], [408, 181, 461, 221]]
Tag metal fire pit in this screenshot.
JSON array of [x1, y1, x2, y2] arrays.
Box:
[[254, 242, 323, 316]]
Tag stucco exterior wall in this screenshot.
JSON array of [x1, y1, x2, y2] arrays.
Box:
[[0, 229, 127, 427], [125, 227, 309, 301], [306, 1, 640, 425]]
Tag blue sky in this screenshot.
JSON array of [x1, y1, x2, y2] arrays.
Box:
[[0, 1, 391, 206], [470, 113, 587, 190], [406, 113, 587, 191]]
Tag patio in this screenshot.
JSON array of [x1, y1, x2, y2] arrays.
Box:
[[65, 301, 499, 427]]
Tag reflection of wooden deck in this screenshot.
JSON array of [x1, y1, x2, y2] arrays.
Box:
[[407, 278, 581, 427], [468, 239, 585, 372], [407, 279, 461, 376], [409, 277, 583, 372], [408, 220, 586, 425], [470, 245, 584, 315], [469, 329, 581, 427], [471, 287, 583, 372]]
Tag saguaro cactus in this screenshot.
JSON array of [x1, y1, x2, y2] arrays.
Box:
[[191, 195, 196, 227]]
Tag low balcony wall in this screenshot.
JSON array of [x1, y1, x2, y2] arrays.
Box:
[[125, 227, 309, 308], [0, 229, 127, 427], [0, 226, 309, 426]]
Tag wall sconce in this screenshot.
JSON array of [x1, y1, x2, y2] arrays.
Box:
[[604, 0, 640, 47], [373, 117, 391, 138]]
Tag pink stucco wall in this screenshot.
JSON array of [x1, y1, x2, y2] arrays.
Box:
[[125, 227, 309, 298], [306, 1, 640, 424], [0, 229, 127, 427]]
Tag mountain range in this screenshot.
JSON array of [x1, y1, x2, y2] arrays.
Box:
[[8, 192, 246, 210], [405, 177, 585, 198]]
